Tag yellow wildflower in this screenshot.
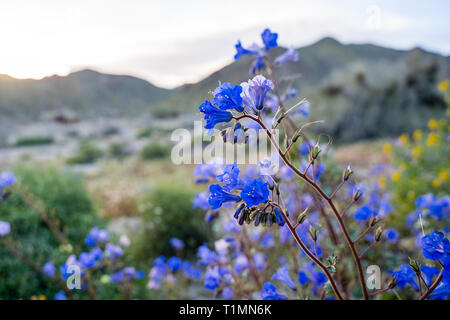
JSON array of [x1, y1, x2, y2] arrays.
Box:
[[439, 170, 448, 181], [428, 119, 438, 130], [412, 146, 422, 158], [398, 134, 409, 146], [413, 130, 422, 141], [426, 133, 438, 147], [438, 79, 449, 92], [391, 171, 401, 182], [382, 143, 392, 154], [432, 179, 441, 188]]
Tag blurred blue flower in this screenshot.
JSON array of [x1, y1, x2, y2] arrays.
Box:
[[193, 192, 210, 210], [233, 254, 249, 274], [272, 264, 296, 291], [260, 232, 275, 248], [222, 287, 234, 299], [0, 172, 16, 199], [167, 257, 182, 272], [253, 252, 266, 271], [384, 228, 399, 243], [105, 243, 123, 260], [197, 244, 218, 266], [85, 227, 109, 247], [169, 237, 184, 250], [421, 231, 450, 261], [261, 28, 278, 51], [240, 178, 270, 207], [298, 270, 310, 286], [43, 261, 56, 277], [260, 282, 286, 300], [213, 82, 243, 112], [354, 205, 377, 222], [199, 100, 233, 130], [53, 291, 67, 300], [234, 41, 258, 60], [0, 221, 11, 237], [204, 266, 221, 290], [208, 184, 241, 209], [275, 46, 298, 64]]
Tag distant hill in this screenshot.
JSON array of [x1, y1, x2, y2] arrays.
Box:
[[156, 37, 449, 142], [0, 69, 171, 122], [1, 38, 449, 143]]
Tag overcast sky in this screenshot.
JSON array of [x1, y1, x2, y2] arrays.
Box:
[[0, 0, 449, 88]]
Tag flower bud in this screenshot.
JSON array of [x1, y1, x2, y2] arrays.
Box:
[[297, 208, 308, 225], [342, 165, 353, 181], [387, 276, 398, 289], [374, 226, 383, 242], [369, 216, 379, 227], [310, 143, 321, 160], [408, 257, 420, 273], [309, 225, 318, 241], [352, 189, 363, 202]]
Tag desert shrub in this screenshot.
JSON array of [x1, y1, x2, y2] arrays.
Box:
[[152, 106, 179, 119], [139, 141, 171, 160], [0, 166, 101, 299], [108, 142, 130, 160], [131, 185, 212, 262], [136, 128, 153, 139], [67, 142, 104, 164], [14, 136, 54, 147]]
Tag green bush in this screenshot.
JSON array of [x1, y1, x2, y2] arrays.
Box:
[[108, 142, 129, 160], [136, 128, 153, 139], [132, 185, 212, 262], [14, 136, 54, 147], [140, 141, 171, 160], [67, 142, 103, 164], [0, 166, 101, 299]]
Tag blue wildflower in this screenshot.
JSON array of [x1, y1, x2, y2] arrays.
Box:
[[240, 76, 274, 111], [390, 264, 418, 290], [260, 282, 287, 300], [111, 271, 124, 284], [251, 56, 264, 74], [384, 228, 399, 243], [0, 221, 11, 237], [167, 257, 182, 272], [53, 291, 67, 300], [261, 28, 278, 51], [429, 279, 450, 300], [169, 237, 184, 250], [199, 100, 233, 130], [240, 178, 270, 207], [182, 261, 202, 280], [222, 287, 234, 299], [105, 243, 123, 260], [85, 227, 109, 247], [193, 191, 210, 210], [213, 83, 243, 112], [253, 252, 266, 271], [0, 172, 16, 199], [233, 254, 249, 274], [421, 265, 439, 286], [234, 40, 258, 60], [204, 266, 221, 290], [217, 162, 245, 191], [197, 244, 218, 266], [208, 184, 241, 209], [421, 231, 450, 261], [298, 270, 310, 286], [354, 205, 377, 221], [275, 46, 298, 64], [260, 232, 275, 248], [272, 264, 297, 291], [43, 261, 56, 277]]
